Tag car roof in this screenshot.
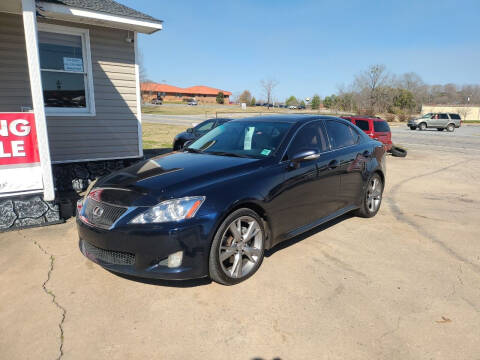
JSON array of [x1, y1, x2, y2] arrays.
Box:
[[342, 115, 385, 121], [230, 114, 344, 124]]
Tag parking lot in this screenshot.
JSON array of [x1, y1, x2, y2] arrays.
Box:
[[1, 125, 480, 360]]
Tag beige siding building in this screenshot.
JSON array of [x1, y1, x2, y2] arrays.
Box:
[[422, 105, 480, 121]]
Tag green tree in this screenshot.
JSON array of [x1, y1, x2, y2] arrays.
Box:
[[216, 91, 225, 104], [250, 97, 256, 106], [323, 95, 333, 108], [285, 95, 298, 107], [238, 90, 252, 104], [311, 94, 321, 110], [393, 89, 415, 110], [300, 100, 306, 107]]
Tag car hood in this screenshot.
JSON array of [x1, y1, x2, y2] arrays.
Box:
[[94, 152, 262, 206]]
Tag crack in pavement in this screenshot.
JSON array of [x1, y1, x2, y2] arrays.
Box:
[[387, 160, 480, 276], [26, 234, 66, 360]]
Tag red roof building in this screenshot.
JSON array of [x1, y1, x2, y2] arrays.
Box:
[[141, 82, 231, 104]]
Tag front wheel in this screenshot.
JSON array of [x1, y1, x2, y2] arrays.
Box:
[[355, 173, 384, 218], [446, 124, 455, 132], [409, 126, 417, 130], [209, 208, 265, 285]]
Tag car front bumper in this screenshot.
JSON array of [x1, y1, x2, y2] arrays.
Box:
[[77, 216, 216, 280]]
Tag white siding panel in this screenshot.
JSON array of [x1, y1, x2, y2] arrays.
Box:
[[0, 14, 32, 112]]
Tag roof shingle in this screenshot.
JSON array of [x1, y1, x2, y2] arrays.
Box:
[[39, 0, 162, 23]]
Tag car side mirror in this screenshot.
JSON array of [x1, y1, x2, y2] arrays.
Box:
[[187, 127, 194, 133], [183, 140, 194, 148], [289, 149, 320, 168]]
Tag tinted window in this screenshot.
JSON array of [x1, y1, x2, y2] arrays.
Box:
[[439, 113, 449, 119], [449, 114, 461, 120], [355, 120, 370, 131], [373, 121, 390, 132], [325, 121, 358, 149], [287, 122, 328, 159]]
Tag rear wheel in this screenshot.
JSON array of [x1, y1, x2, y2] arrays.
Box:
[[209, 208, 265, 285], [419, 122, 427, 131], [446, 123, 455, 132], [354, 173, 383, 218]]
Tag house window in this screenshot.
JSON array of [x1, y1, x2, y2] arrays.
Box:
[[38, 24, 95, 116]]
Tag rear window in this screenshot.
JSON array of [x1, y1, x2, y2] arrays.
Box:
[[373, 121, 390, 132], [355, 120, 370, 131], [449, 114, 461, 120]]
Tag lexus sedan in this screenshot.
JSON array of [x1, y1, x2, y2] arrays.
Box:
[[77, 115, 386, 285]]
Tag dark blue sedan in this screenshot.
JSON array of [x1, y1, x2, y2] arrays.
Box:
[[77, 115, 386, 285], [172, 118, 232, 150]]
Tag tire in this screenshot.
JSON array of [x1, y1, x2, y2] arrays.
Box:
[[354, 173, 384, 218], [437, 128, 444, 131], [419, 122, 427, 131], [390, 145, 407, 157], [209, 208, 265, 285], [409, 126, 417, 130], [446, 123, 455, 132]]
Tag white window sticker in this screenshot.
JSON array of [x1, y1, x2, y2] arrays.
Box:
[[244, 127, 255, 150], [63, 57, 84, 72]]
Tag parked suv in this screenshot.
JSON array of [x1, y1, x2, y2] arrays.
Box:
[[342, 116, 392, 151], [408, 113, 461, 132]]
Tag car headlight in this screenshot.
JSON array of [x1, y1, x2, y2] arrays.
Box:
[[129, 196, 205, 224]]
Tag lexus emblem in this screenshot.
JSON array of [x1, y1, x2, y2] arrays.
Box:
[[92, 206, 104, 217]]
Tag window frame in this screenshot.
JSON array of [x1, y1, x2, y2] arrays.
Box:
[[37, 23, 96, 117]]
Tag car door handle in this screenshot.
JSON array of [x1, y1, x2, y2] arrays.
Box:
[[328, 160, 338, 170]]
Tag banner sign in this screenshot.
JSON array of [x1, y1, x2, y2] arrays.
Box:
[[0, 113, 43, 196]]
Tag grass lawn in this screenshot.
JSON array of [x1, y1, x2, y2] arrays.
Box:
[[142, 104, 319, 117], [142, 123, 187, 150]]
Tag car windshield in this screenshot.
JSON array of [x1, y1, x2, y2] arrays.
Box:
[[422, 113, 432, 118], [187, 120, 293, 158]]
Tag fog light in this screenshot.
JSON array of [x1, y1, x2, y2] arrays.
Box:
[[168, 251, 183, 268]]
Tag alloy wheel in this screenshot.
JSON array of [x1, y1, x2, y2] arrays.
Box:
[[366, 177, 382, 213], [218, 216, 263, 279]]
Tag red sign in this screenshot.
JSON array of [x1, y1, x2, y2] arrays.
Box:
[[0, 113, 40, 166]]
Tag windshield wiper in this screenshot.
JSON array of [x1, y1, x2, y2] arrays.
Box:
[[207, 151, 251, 158], [184, 148, 203, 154]]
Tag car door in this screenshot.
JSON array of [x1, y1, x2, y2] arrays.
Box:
[[324, 120, 366, 209], [267, 121, 340, 241], [438, 113, 449, 127]]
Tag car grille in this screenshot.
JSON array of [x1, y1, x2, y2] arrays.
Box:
[[83, 198, 127, 229], [81, 240, 135, 265]]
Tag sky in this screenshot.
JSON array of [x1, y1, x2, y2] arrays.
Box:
[[119, 0, 480, 102]]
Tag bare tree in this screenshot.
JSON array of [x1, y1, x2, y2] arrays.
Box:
[[354, 64, 390, 112], [260, 78, 278, 107]]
